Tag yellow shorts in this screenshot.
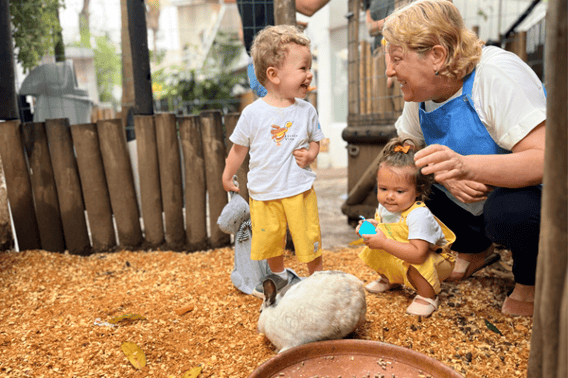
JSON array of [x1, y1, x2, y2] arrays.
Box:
[[359, 247, 455, 294], [250, 187, 322, 263]]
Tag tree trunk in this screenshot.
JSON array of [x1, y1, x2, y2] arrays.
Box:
[[80, 0, 91, 47], [527, 0, 568, 377], [121, 0, 135, 139], [53, 7, 65, 62]]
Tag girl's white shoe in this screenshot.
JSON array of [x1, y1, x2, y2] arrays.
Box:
[[364, 277, 401, 293], [406, 295, 439, 317]]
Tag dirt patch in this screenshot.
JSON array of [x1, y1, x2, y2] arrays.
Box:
[[0, 168, 532, 377], [0, 246, 531, 378], [313, 167, 358, 249]]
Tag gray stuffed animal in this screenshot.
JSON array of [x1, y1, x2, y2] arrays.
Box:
[[217, 176, 271, 294]]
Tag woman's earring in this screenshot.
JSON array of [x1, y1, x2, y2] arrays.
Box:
[[435, 71, 439, 76]]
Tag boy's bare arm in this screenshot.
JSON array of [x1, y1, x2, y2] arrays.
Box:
[[222, 144, 249, 192], [293, 141, 320, 168]]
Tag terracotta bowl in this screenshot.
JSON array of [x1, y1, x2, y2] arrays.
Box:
[[249, 339, 464, 378]]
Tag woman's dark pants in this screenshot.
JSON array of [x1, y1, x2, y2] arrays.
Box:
[[425, 186, 542, 286]]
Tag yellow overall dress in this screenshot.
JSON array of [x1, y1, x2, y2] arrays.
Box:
[[358, 202, 456, 294]]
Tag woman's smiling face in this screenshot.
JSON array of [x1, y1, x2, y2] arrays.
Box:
[[385, 45, 439, 103]]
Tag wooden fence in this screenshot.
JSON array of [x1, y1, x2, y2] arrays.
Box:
[[0, 110, 247, 255]]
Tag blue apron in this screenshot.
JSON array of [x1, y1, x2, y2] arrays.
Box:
[[418, 69, 509, 215]]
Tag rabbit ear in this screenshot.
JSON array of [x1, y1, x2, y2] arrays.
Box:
[[263, 279, 277, 307]]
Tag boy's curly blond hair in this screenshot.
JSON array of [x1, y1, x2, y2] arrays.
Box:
[[250, 25, 311, 86]]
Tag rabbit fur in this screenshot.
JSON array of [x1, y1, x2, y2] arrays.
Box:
[[258, 270, 367, 353]]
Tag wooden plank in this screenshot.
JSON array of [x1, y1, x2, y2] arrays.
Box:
[[366, 41, 373, 114], [22, 122, 65, 252], [71, 123, 117, 252], [528, 1, 567, 376], [133, 115, 164, 248], [505, 31, 527, 62], [178, 115, 208, 251], [377, 47, 394, 116], [97, 118, 143, 249], [274, 0, 296, 25], [154, 113, 186, 250], [359, 40, 368, 115], [371, 50, 380, 114], [223, 112, 249, 203], [45, 118, 91, 255], [0, 120, 42, 250], [200, 110, 230, 249], [348, 0, 360, 116]]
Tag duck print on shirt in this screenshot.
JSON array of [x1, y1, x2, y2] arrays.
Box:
[[270, 121, 292, 146]]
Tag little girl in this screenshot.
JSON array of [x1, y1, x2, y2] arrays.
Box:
[[357, 137, 456, 317]]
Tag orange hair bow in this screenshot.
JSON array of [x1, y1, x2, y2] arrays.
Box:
[[394, 145, 411, 153]]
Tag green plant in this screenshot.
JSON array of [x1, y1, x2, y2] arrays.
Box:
[[93, 34, 121, 106], [153, 68, 246, 114], [10, 0, 65, 73], [68, 31, 122, 106], [152, 31, 247, 114]]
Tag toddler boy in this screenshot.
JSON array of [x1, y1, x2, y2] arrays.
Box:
[[222, 25, 325, 298]]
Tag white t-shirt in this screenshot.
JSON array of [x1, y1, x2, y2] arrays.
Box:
[[395, 46, 547, 151], [230, 98, 325, 201], [377, 204, 447, 248]]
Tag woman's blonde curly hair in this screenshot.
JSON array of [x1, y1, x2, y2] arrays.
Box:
[[382, 0, 484, 81], [250, 25, 311, 86]]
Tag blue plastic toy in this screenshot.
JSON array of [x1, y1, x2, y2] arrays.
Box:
[[358, 215, 377, 235]]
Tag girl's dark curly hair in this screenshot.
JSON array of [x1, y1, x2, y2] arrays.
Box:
[[378, 137, 434, 202]]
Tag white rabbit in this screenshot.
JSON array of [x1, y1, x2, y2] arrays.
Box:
[[257, 270, 367, 353]]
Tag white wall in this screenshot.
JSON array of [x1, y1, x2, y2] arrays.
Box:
[[302, 0, 349, 169]]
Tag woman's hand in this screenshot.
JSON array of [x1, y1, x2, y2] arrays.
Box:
[[414, 144, 492, 203], [441, 179, 493, 203], [414, 144, 471, 182]]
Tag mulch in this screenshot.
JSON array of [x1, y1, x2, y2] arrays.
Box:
[[0, 245, 532, 377]]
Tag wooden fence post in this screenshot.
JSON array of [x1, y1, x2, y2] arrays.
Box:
[[200, 110, 230, 249], [71, 123, 117, 252], [223, 113, 249, 203], [360, 40, 368, 115], [134, 115, 164, 248], [348, 0, 360, 116], [178, 116, 208, 251], [97, 119, 143, 249], [528, 0, 568, 376], [274, 0, 296, 25], [21, 122, 65, 252], [0, 120, 42, 250], [375, 49, 393, 116], [45, 118, 91, 255], [155, 113, 185, 250]]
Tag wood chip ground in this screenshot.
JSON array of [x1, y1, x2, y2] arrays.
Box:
[[0, 246, 531, 377]]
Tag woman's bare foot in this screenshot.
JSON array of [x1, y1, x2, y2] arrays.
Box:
[[502, 283, 535, 317], [446, 244, 500, 282]]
